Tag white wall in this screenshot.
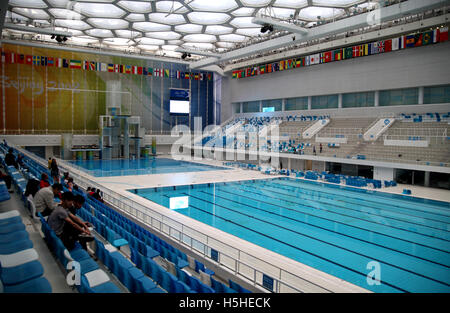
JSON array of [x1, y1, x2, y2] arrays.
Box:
[[224, 41, 450, 107], [374, 167, 395, 181]]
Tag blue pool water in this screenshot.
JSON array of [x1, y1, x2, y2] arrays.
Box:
[[132, 177, 450, 293], [68, 158, 229, 177]]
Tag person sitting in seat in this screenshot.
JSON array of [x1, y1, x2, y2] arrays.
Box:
[[92, 189, 104, 203], [40, 173, 50, 189], [5, 148, 17, 168], [0, 169, 13, 193], [67, 177, 75, 192], [33, 183, 63, 217], [48, 192, 94, 251], [24, 178, 40, 198]]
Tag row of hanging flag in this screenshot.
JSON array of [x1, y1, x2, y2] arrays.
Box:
[[0, 50, 213, 81], [232, 27, 449, 79]]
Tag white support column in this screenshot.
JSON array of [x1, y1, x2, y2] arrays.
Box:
[[282, 99, 286, 112], [374, 91, 380, 107], [338, 94, 343, 109], [240, 102, 243, 114], [418, 87, 424, 105], [308, 96, 312, 110], [259, 100, 263, 113], [424, 171, 430, 187]]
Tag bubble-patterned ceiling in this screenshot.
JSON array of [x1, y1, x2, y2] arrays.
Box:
[[3, 0, 379, 61]]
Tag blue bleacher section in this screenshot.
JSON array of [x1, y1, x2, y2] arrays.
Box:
[[2, 143, 255, 293], [222, 161, 397, 189], [0, 210, 52, 293]]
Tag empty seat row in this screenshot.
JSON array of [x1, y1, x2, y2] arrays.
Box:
[[0, 210, 52, 293]]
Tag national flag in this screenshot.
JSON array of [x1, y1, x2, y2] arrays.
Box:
[[33, 55, 41, 65], [352, 46, 360, 57], [305, 56, 310, 66], [370, 42, 379, 54], [154, 68, 162, 77], [193, 73, 199, 80], [172, 70, 178, 79], [405, 35, 416, 48], [232, 71, 238, 79], [377, 41, 385, 53], [259, 64, 266, 74], [392, 38, 400, 51], [384, 39, 392, 52], [25, 55, 33, 65], [414, 34, 423, 47], [137, 66, 143, 75], [2, 52, 11, 64], [310, 53, 320, 64], [344, 47, 353, 59], [400, 36, 406, 49], [143, 67, 148, 76], [176, 70, 181, 79], [40, 56, 47, 66], [114, 64, 119, 72], [164, 69, 170, 77], [319, 53, 325, 64], [286, 59, 293, 69], [47, 57, 54, 66], [83, 60, 89, 70], [120, 65, 125, 73], [333, 49, 343, 61], [324, 51, 332, 63], [69, 59, 81, 69], [439, 27, 448, 42], [17, 54, 25, 64], [125, 65, 131, 74], [207, 73, 212, 81], [267, 64, 272, 73], [279, 60, 285, 71], [361, 44, 369, 56], [9, 52, 15, 64], [108, 64, 114, 72], [273, 62, 279, 71], [55, 58, 62, 67], [148, 67, 153, 76], [89, 61, 96, 71], [295, 58, 302, 67], [245, 68, 251, 76]]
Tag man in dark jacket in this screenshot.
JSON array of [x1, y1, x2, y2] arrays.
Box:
[[5, 148, 17, 168]]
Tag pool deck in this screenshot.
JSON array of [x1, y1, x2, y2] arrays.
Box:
[[60, 156, 450, 293]]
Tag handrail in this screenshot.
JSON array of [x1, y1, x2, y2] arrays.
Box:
[[16, 146, 334, 293]]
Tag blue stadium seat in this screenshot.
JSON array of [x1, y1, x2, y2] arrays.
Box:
[[0, 276, 52, 293], [0, 259, 44, 286], [0, 239, 33, 254]]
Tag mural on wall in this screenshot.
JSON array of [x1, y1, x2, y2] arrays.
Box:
[[0, 43, 215, 134]]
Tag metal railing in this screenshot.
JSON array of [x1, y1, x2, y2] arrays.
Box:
[[17, 147, 336, 293], [0, 129, 99, 135]]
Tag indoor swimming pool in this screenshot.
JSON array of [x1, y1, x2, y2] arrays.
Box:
[[131, 177, 450, 293], [68, 158, 229, 177]]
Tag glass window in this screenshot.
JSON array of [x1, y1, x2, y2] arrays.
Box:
[[379, 88, 419, 106], [233, 103, 241, 113], [311, 94, 338, 110], [342, 92, 375, 108], [285, 97, 308, 111], [262, 99, 282, 112], [424, 85, 450, 104], [242, 101, 260, 113]]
